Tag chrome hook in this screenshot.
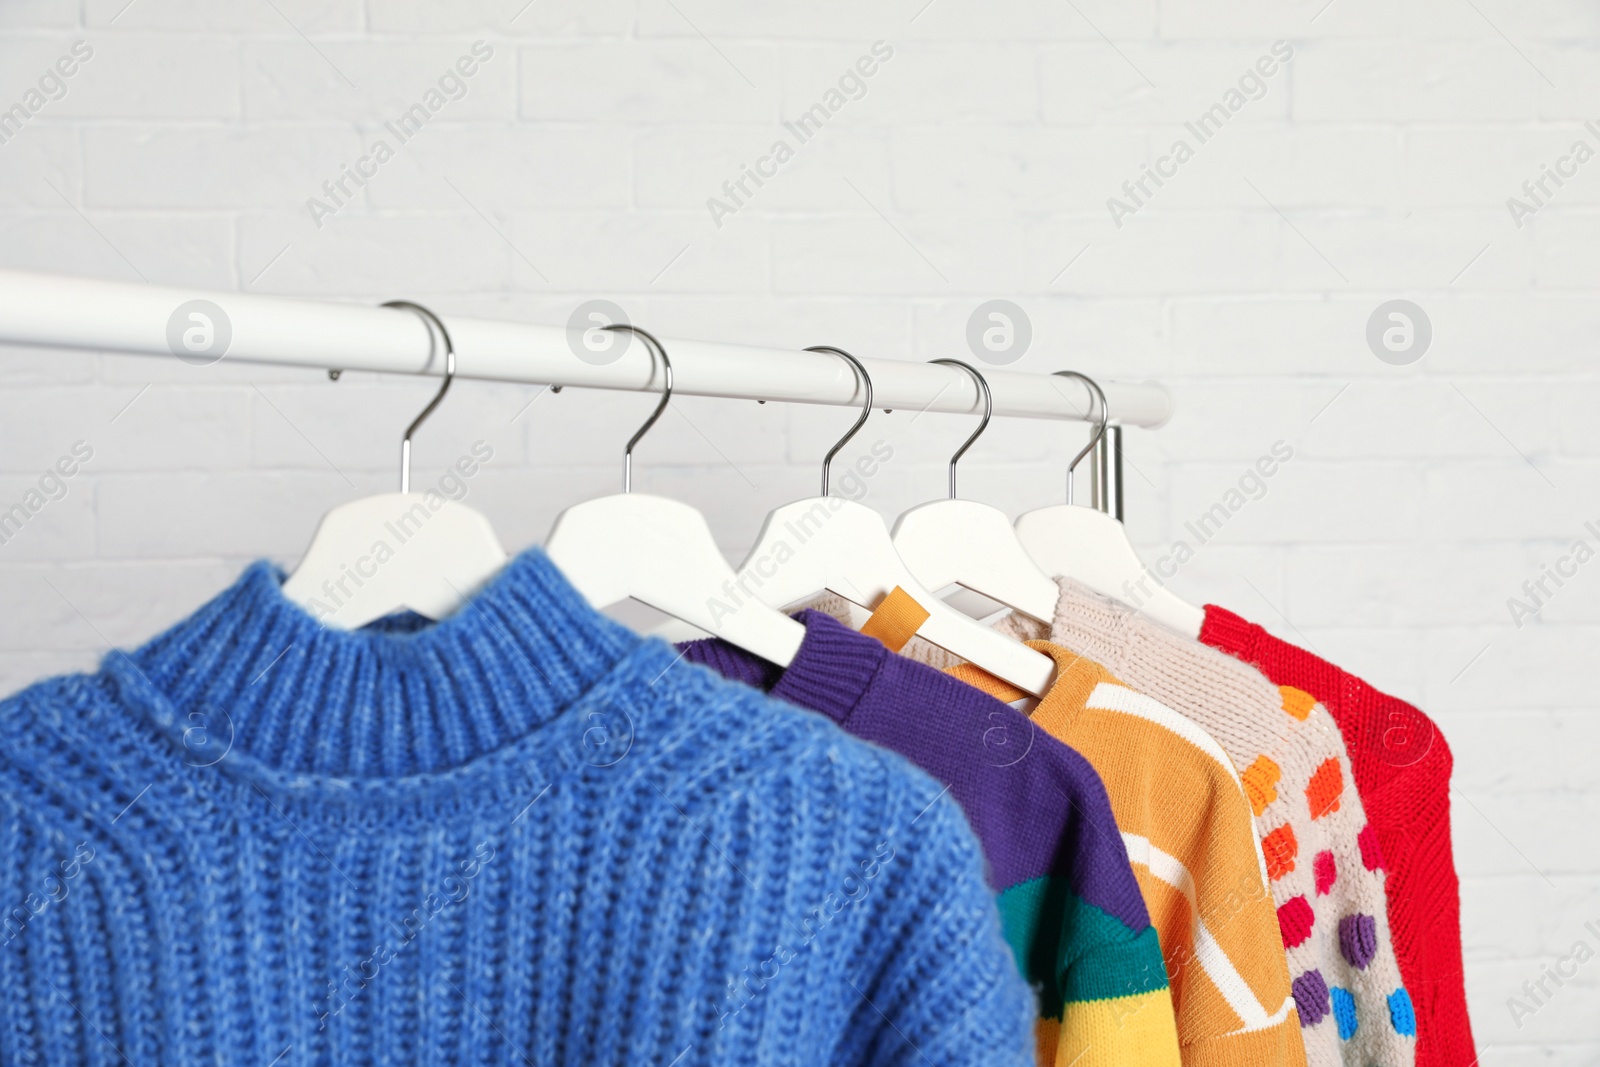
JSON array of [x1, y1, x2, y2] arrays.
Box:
[[805, 345, 872, 497], [928, 358, 992, 499], [1050, 370, 1108, 506], [382, 300, 456, 495], [603, 324, 672, 494]]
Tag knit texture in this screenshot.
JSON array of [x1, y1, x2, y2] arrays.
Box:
[[678, 610, 1181, 1067], [1199, 605, 1473, 1067], [942, 639, 1308, 1067], [0, 550, 1035, 1067], [1027, 580, 1414, 1067]]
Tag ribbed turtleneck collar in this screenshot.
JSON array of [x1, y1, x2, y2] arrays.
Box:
[[117, 547, 638, 784]]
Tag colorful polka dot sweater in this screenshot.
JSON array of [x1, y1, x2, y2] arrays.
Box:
[[942, 642, 1308, 1067], [0, 551, 1035, 1067], [1200, 605, 1475, 1067], [678, 609, 1182, 1067], [1035, 580, 1415, 1067]]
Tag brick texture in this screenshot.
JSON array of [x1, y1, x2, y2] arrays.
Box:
[[0, 1, 1595, 1056]]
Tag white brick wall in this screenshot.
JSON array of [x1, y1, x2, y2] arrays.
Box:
[[0, 0, 1596, 1057]]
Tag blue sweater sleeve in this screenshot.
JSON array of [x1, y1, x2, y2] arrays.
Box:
[[841, 783, 1037, 1067]]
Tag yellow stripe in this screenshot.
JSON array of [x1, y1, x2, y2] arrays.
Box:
[[1048, 988, 1183, 1067]]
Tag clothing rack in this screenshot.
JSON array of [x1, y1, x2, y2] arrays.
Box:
[[0, 269, 1172, 514]]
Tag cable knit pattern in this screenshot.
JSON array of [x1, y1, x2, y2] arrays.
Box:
[[1200, 605, 1472, 1067], [0, 551, 1033, 1067]]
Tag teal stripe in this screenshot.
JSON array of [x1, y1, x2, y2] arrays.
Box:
[[997, 876, 1171, 1018], [1060, 922, 1169, 1003]]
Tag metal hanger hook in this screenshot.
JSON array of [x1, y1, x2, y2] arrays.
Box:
[[928, 358, 992, 500], [383, 300, 457, 494], [1050, 370, 1109, 505], [604, 323, 672, 493], [805, 345, 872, 497]]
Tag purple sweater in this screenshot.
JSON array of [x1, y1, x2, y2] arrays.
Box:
[[678, 610, 1175, 1056]]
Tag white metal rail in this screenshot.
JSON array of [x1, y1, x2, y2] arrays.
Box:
[[0, 269, 1170, 429]]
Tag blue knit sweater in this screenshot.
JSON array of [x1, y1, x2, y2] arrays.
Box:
[[0, 549, 1032, 1066]]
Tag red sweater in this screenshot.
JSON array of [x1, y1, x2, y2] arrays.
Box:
[[1201, 605, 1475, 1067]]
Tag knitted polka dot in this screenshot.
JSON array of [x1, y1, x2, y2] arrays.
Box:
[[1388, 987, 1417, 1037], [1241, 754, 1281, 817], [1313, 850, 1336, 896], [1277, 895, 1315, 949], [1292, 969, 1330, 1027], [1279, 685, 1317, 721], [956, 585, 1414, 1067], [1304, 757, 1344, 819], [1330, 986, 1358, 1040], [1203, 602, 1476, 1067], [1338, 913, 1378, 970], [1262, 824, 1298, 881], [1357, 824, 1384, 872]]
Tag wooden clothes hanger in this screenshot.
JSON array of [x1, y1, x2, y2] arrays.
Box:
[[1014, 370, 1205, 638], [282, 301, 509, 628], [718, 346, 1055, 697], [890, 358, 1059, 625], [542, 325, 804, 667]]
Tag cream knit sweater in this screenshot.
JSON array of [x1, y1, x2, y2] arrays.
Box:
[[836, 581, 1415, 1067]]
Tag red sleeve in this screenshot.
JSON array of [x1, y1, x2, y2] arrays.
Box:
[[1200, 604, 1476, 1067]]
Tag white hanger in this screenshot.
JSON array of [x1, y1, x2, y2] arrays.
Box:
[[891, 358, 1059, 624], [283, 301, 509, 628], [718, 346, 1055, 697], [1014, 371, 1205, 638], [543, 325, 804, 667]]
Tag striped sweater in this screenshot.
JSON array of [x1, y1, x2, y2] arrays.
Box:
[[1036, 581, 1415, 1067], [942, 643, 1308, 1067], [678, 610, 1182, 1067]]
